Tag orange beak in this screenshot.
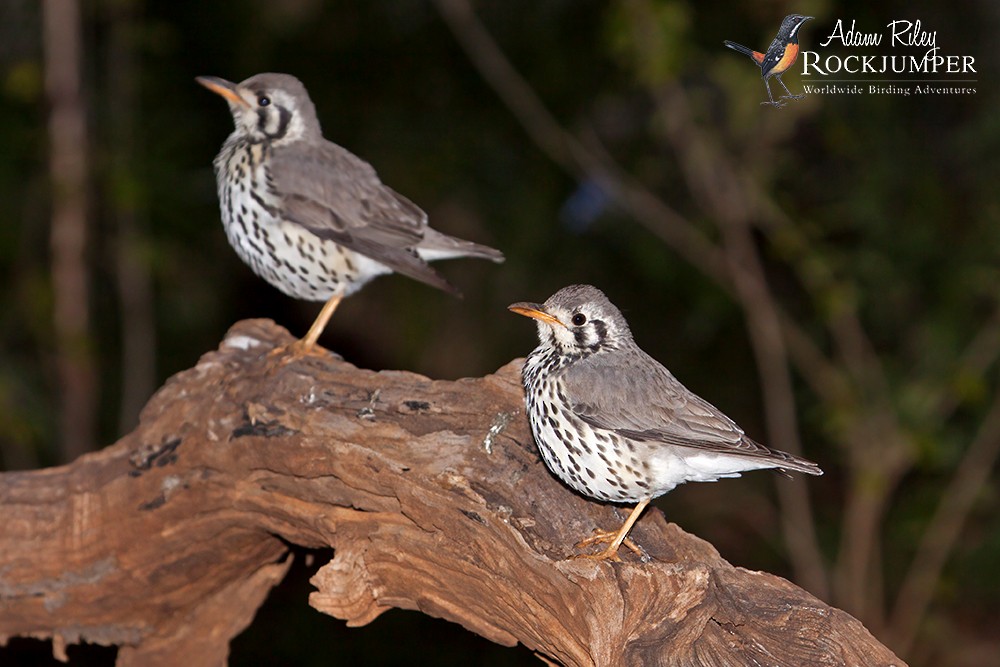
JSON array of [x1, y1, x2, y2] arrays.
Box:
[[508, 302, 563, 327], [196, 76, 249, 107]]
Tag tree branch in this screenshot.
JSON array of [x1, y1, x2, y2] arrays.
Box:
[[431, 0, 731, 288], [0, 320, 903, 666]]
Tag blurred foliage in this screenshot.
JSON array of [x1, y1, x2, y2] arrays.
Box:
[[1, 0, 998, 665]]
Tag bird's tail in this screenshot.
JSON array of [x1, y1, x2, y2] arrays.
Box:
[[723, 40, 756, 60], [770, 449, 824, 477], [417, 228, 505, 264], [740, 434, 824, 477]]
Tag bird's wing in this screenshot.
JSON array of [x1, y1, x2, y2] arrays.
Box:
[[267, 141, 455, 292], [564, 350, 796, 463], [268, 141, 427, 247], [759, 37, 787, 74]]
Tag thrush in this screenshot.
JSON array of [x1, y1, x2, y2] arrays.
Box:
[[197, 73, 504, 351], [509, 285, 822, 561]]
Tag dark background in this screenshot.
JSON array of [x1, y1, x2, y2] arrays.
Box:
[[1, 0, 998, 665]]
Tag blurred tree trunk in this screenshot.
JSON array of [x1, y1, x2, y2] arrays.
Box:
[[43, 0, 96, 461], [105, 0, 157, 435], [0, 320, 904, 667]]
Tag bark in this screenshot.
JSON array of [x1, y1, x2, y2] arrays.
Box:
[[0, 320, 905, 666]]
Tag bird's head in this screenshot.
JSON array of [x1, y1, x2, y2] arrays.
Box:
[[509, 284, 632, 355], [196, 72, 321, 145], [782, 14, 814, 39]]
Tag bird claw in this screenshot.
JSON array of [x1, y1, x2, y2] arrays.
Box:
[[572, 529, 644, 561], [283, 339, 328, 357], [761, 100, 786, 108], [264, 339, 336, 368]]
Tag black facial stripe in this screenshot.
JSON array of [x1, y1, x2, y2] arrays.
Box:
[[273, 106, 291, 138], [572, 319, 608, 350], [257, 106, 293, 140], [544, 327, 557, 344]]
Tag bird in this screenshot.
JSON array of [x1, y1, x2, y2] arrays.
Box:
[[196, 73, 504, 352], [509, 285, 822, 560], [723, 14, 813, 107]]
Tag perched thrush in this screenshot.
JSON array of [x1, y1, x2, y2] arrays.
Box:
[[510, 285, 822, 560], [197, 73, 504, 350]]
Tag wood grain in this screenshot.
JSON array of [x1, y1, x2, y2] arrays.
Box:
[[0, 319, 905, 666]]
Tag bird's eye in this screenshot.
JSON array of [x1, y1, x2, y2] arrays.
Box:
[[258, 96, 271, 107], [571, 313, 587, 326]]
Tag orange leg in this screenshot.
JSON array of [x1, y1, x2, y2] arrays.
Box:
[[298, 294, 343, 350], [268, 294, 342, 360], [573, 498, 650, 561]]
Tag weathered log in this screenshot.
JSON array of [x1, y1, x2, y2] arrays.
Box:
[[0, 319, 905, 666]]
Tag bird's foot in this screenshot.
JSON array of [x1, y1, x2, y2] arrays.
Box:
[[761, 100, 786, 108], [780, 94, 805, 100], [264, 339, 336, 368], [572, 530, 643, 562]]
